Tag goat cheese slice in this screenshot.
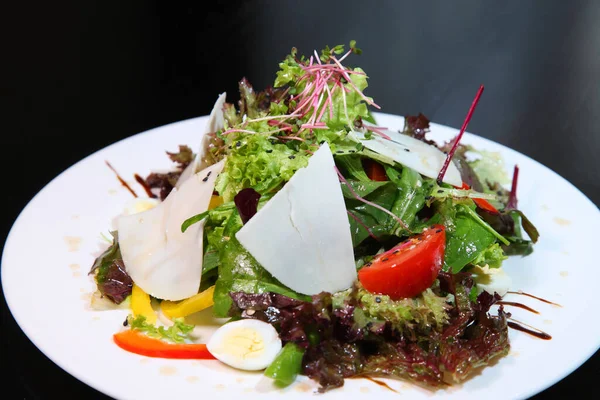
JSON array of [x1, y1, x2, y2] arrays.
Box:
[[236, 143, 356, 295], [352, 128, 462, 187], [117, 159, 225, 300]]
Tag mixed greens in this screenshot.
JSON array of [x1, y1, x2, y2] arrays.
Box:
[[89, 42, 538, 392]]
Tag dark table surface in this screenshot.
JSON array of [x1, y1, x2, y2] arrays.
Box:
[[2, 1, 598, 399]]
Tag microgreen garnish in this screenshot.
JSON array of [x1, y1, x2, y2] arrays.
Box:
[[221, 41, 378, 140]]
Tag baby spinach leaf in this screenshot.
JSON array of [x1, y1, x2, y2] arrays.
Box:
[[443, 210, 496, 273], [212, 210, 309, 317]]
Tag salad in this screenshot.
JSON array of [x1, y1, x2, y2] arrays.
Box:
[[89, 42, 539, 392]]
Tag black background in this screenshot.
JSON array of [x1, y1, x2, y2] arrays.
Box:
[[2, 1, 598, 399]]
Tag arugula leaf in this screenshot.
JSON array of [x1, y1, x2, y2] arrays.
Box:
[[212, 211, 309, 317], [341, 180, 389, 199], [335, 155, 370, 182], [202, 245, 220, 274], [442, 205, 497, 273], [503, 238, 534, 256], [384, 165, 428, 236], [508, 209, 539, 243], [345, 183, 397, 246], [128, 315, 194, 343]]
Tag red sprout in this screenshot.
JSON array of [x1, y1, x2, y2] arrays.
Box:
[[507, 165, 519, 209], [366, 125, 392, 140], [335, 167, 410, 231], [437, 84, 485, 184], [277, 136, 306, 142]]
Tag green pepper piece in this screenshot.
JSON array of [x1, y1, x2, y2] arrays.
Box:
[[264, 342, 305, 388]]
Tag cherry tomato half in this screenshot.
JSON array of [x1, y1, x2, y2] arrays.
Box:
[[358, 225, 446, 299]]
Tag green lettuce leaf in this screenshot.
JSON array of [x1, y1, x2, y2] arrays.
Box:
[[128, 315, 194, 343], [214, 134, 309, 202], [471, 243, 508, 268]]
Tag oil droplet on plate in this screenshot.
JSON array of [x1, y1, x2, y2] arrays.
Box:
[[540, 204, 549, 211], [92, 316, 100, 321], [69, 263, 80, 270], [79, 288, 86, 293], [140, 358, 150, 364], [544, 319, 552, 325], [235, 377, 244, 384], [214, 384, 226, 391], [560, 271, 568, 277], [553, 217, 571, 226], [108, 189, 118, 195], [64, 236, 82, 252], [295, 382, 312, 393], [511, 351, 520, 357], [360, 386, 370, 393], [186, 376, 200, 383], [159, 366, 178, 376], [243, 388, 254, 393], [72, 271, 82, 278]]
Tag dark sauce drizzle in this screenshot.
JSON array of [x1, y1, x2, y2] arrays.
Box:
[[497, 301, 539, 314], [507, 291, 562, 307], [498, 291, 559, 340], [134, 174, 157, 198], [105, 161, 138, 198], [507, 320, 552, 340], [363, 376, 398, 393]]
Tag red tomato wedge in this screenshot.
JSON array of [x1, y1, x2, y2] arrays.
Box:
[[460, 182, 499, 214], [363, 159, 388, 181], [358, 225, 446, 299], [113, 329, 216, 359]]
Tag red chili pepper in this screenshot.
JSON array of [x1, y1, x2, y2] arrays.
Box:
[[113, 329, 216, 359], [460, 182, 499, 214]]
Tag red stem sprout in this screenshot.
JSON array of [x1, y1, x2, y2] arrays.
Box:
[[437, 84, 485, 184]]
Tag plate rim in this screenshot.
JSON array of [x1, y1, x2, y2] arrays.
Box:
[[2, 112, 599, 399]]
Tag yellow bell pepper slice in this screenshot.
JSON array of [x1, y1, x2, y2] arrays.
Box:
[[160, 285, 215, 319], [131, 284, 157, 324], [208, 195, 223, 210]]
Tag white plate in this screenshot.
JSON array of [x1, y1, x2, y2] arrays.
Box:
[[2, 112, 599, 400]]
